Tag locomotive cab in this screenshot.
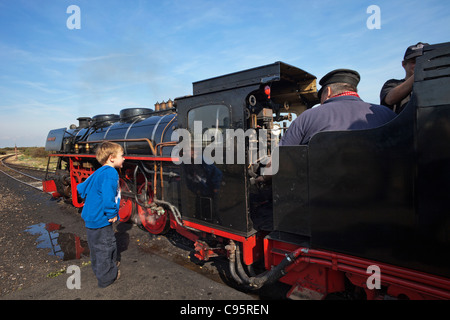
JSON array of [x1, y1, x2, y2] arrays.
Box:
[[175, 62, 318, 237]]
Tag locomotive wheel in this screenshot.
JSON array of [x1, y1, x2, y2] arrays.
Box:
[[137, 183, 170, 235], [118, 179, 133, 222]]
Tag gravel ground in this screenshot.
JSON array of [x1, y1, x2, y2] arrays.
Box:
[[0, 173, 88, 297], [0, 173, 205, 298]]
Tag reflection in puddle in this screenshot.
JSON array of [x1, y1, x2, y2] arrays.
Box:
[[25, 223, 89, 261]]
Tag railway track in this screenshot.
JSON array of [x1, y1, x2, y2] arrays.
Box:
[[0, 154, 47, 191]]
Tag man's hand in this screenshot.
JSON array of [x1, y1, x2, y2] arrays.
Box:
[[108, 216, 118, 223], [384, 75, 414, 106]]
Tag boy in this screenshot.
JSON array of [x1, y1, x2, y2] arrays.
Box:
[[77, 141, 125, 288]]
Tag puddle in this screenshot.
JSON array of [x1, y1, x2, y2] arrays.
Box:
[[25, 223, 90, 261]]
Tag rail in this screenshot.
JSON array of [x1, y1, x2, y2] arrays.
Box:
[[0, 155, 45, 191]]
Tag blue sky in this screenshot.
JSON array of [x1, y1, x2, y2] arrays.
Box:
[[0, 0, 449, 147]]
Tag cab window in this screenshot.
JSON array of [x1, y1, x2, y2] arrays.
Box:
[[188, 105, 230, 144]]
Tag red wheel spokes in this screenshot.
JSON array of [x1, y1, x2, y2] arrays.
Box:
[[137, 182, 169, 234], [118, 179, 133, 222]]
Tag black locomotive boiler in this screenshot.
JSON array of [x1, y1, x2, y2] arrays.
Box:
[[43, 42, 450, 299]]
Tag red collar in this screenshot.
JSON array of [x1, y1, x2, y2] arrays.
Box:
[[330, 91, 360, 98]]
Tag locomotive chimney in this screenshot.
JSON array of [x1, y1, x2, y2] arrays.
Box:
[[77, 117, 92, 128], [160, 100, 166, 110], [167, 99, 173, 109], [154, 102, 160, 112]]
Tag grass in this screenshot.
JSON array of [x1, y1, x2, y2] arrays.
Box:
[[1, 147, 57, 170]]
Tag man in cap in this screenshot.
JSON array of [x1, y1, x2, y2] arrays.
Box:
[[380, 42, 429, 114], [280, 69, 396, 145]]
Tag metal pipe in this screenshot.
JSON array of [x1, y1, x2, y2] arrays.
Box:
[[226, 241, 302, 289], [78, 138, 157, 156], [235, 244, 252, 284], [225, 241, 243, 285]]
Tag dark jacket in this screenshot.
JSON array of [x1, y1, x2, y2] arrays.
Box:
[[280, 96, 397, 145], [380, 79, 410, 114]]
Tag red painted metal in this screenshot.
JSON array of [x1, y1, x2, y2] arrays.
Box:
[[49, 154, 97, 158], [264, 239, 345, 299], [298, 249, 450, 300], [172, 219, 200, 243], [69, 157, 94, 208], [118, 179, 133, 222], [181, 220, 262, 265], [123, 156, 179, 162], [136, 183, 170, 234], [42, 180, 61, 197], [194, 240, 220, 261], [265, 237, 450, 300]]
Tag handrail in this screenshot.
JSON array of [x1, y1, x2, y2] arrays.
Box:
[[77, 138, 157, 155]]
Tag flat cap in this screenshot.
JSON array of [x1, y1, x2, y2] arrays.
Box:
[[318, 69, 360, 97], [404, 42, 429, 60]]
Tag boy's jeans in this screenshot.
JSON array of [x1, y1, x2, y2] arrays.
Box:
[[86, 225, 118, 288]]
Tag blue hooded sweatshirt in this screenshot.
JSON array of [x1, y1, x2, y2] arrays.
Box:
[[77, 165, 120, 229]]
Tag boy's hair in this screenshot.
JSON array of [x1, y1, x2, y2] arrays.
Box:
[[96, 141, 123, 165]]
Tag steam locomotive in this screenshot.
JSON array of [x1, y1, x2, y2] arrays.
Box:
[[43, 42, 450, 299]]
